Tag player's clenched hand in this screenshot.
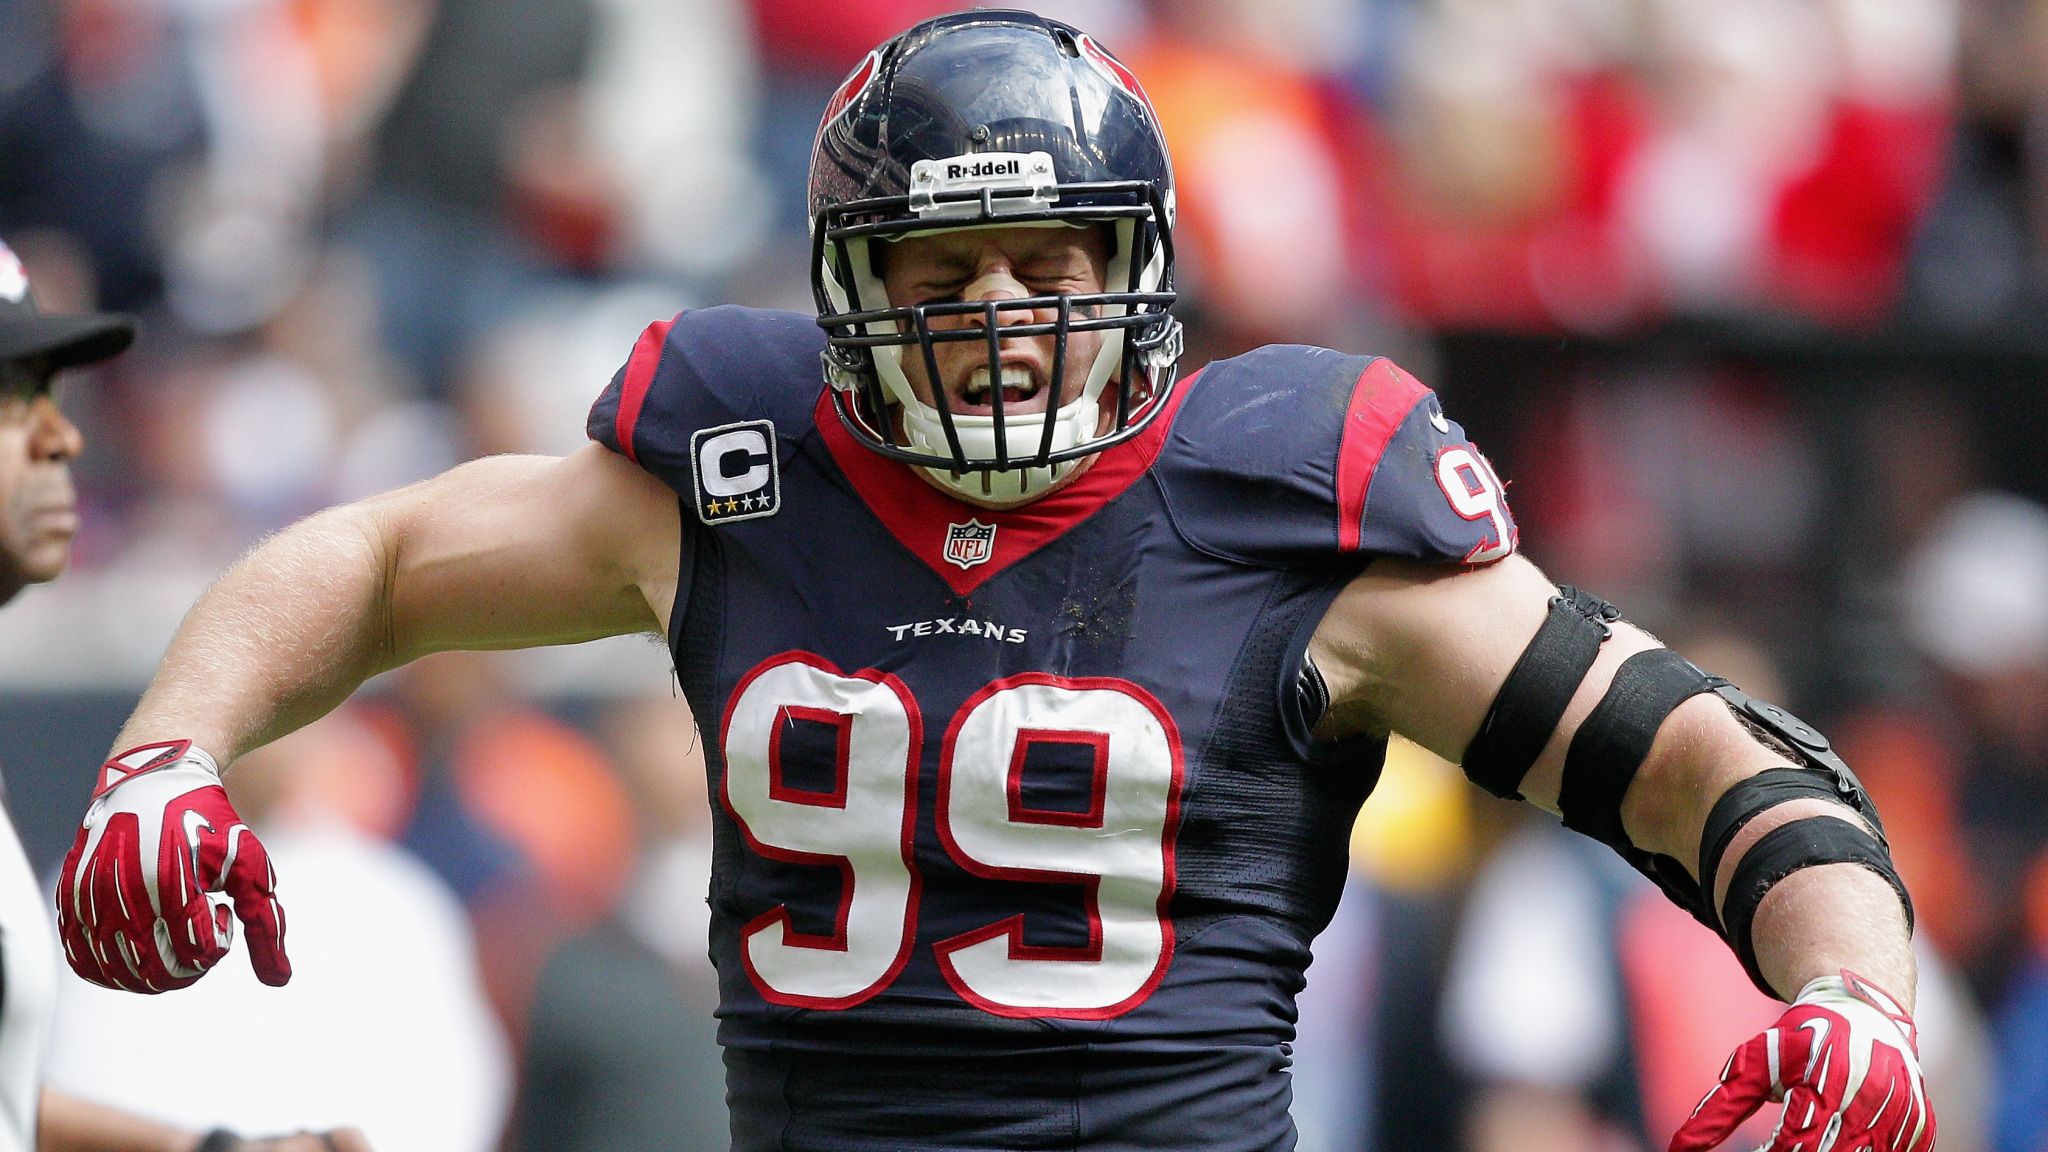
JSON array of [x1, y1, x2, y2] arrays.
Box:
[[56, 740, 290, 992], [1670, 969, 1932, 1152]]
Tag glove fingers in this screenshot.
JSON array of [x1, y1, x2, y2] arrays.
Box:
[[90, 903, 173, 992], [1853, 1064, 1912, 1139], [55, 914, 112, 986], [94, 815, 213, 993], [1766, 1087, 1837, 1152], [1877, 1065, 1935, 1152], [222, 828, 292, 986], [1905, 1102, 1936, 1152], [76, 896, 139, 991], [144, 920, 205, 991], [153, 808, 234, 976], [83, 815, 156, 992], [1669, 1034, 1778, 1152], [93, 860, 194, 994], [56, 897, 118, 988], [165, 893, 231, 975], [1834, 1046, 1931, 1152], [1897, 1065, 1935, 1152], [56, 848, 116, 989]]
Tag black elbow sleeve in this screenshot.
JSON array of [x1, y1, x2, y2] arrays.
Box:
[[1465, 586, 1911, 998]]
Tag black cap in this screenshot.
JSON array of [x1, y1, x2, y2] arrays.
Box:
[[0, 239, 135, 370]]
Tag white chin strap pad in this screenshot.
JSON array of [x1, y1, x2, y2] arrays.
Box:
[[901, 391, 1101, 506]]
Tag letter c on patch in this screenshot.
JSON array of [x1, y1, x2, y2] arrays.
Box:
[[699, 428, 771, 496]]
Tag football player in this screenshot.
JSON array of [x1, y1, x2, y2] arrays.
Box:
[[2, 238, 371, 1152], [54, 13, 1929, 1152]]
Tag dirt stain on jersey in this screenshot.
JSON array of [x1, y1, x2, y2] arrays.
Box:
[[1055, 570, 1137, 650]]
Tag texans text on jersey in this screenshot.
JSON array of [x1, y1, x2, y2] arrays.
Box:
[[885, 616, 1029, 643]]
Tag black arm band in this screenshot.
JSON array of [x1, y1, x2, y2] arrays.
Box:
[[1720, 815, 1914, 997], [194, 1130, 241, 1152], [1697, 768, 1849, 924], [1462, 586, 1618, 799], [1557, 647, 1715, 849]]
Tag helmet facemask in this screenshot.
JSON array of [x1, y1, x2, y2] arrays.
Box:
[[815, 172, 1181, 507]]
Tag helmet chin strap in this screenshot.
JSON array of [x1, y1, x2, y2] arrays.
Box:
[[900, 391, 1101, 506]]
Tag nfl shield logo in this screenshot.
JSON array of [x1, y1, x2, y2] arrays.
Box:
[[943, 520, 997, 570]]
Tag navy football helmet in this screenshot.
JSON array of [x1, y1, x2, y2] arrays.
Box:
[[809, 10, 1182, 505]]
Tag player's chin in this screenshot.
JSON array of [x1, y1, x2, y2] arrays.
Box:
[[14, 536, 74, 584]]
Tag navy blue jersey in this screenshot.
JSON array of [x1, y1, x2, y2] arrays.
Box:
[[587, 306, 1517, 1151]]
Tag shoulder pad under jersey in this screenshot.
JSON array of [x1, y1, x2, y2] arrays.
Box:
[[586, 306, 827, 496], [1156, 345, 1517, 567]]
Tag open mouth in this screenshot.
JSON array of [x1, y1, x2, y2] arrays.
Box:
[[955, 364, 1046, 415]]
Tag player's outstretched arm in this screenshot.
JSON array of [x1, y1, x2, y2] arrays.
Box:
[[58, 445, 680, 994], [118, 443, 679, 760], [1309, 554, 1927, 1152]]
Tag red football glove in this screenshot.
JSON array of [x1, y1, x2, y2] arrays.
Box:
[[1670, 969, 1933, 1152], [56, 740, 291, 993]]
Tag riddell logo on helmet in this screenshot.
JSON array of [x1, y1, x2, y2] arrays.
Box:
[[946, 159, 1022, 180]]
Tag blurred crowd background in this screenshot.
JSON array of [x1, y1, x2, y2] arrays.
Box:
[[3, 0, 2047, 1148]]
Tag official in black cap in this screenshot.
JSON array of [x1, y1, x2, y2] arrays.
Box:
[[0, 238, 373, 1151], [0, 238, 133, 606]]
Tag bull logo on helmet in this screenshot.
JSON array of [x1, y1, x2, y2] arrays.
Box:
[[1077, 34, 1159, 122], [817, 50, 881, 143]]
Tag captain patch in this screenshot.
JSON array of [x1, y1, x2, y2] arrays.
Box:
[[691, 420, 780, 525]]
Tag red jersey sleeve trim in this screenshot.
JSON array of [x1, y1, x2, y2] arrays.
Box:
[[1335, 358, 1431, 552], [614, 314, 680, 464]]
